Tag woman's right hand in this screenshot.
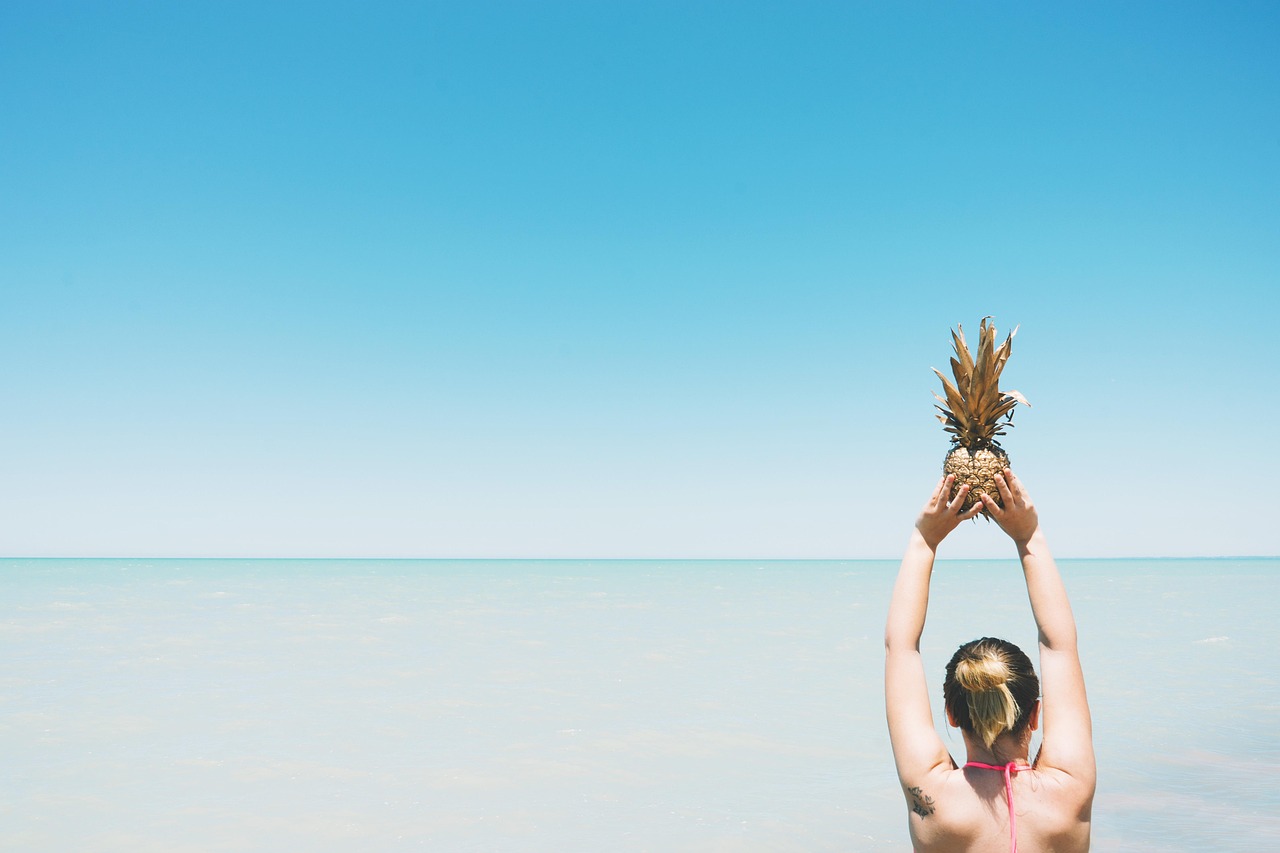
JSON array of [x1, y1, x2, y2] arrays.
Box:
[[980, 469, 1041, 545], [915, 473, 984, 549]]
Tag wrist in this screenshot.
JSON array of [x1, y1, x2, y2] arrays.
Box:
[[910, 526, 940, 554], [1015, 525, 1047, 554]]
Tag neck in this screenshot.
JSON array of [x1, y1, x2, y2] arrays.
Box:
[[962, 732, 1030, 766]]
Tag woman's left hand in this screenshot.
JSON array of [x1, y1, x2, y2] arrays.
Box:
[[915, 474, 983, 550]]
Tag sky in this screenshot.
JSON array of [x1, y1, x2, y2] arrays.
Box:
[[2, 1, 1277, 559]]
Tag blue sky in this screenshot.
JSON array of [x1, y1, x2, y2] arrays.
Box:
[[2, 2, 1277, 558]]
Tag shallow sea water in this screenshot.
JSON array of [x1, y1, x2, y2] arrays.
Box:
[[2, 558, 1277, 851]]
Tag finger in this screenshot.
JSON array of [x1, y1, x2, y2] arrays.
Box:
[[994, 471, 1015, 505], [931, 474, 954, 508], [959, 501, 984, 521], [1003, 468, 1026, 503], [929, 475, 947, 504], [979, 491, 1002, 515], [946, 482, 970, 512]]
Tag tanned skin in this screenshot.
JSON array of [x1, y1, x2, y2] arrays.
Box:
[[885, 471, 1096, 852]]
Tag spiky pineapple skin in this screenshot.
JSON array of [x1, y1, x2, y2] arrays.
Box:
[[943, 446, 1009, 513]]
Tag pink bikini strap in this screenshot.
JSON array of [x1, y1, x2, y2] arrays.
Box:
[[964, 761, 1030, 853]]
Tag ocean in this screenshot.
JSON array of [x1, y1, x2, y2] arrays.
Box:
[[3, 557, 1277, 851]]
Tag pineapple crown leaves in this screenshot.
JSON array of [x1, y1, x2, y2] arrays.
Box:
[[931, 317, 1030, 448]]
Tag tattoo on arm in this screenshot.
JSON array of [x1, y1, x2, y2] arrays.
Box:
[[908, 786, 936, 818]]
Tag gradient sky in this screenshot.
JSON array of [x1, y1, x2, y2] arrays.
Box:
[[2, 2, 1277, 558]]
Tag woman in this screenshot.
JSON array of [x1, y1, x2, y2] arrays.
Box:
[[885, 470, 1095, 852]]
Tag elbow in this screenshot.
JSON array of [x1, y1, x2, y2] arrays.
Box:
[[884, 626, 917, 654], [1038, 625, 1079, 653]]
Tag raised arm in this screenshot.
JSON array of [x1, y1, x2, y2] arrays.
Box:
[[981, 470, 1095, 786], [886, 475, 983, 786]]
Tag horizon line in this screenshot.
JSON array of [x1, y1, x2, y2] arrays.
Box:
[[1, 554, 1275, 562]]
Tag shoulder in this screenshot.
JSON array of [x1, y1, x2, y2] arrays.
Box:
[[1028, 765, 1096, 818], [895, 759, 959, 817], [899, 766, 986, 849], [1033, 748, 1096, 792]]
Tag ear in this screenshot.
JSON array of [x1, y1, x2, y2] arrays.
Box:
[[945, 706, 958, 728], [1028, 699, 1042, 732]]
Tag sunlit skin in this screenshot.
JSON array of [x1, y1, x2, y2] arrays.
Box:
[[885, 470, 1096, 851]]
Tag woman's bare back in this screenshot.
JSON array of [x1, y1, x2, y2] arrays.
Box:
[[906, 764, 1093, 853]]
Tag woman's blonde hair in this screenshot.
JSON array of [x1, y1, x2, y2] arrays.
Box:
[[943, 638, 1039, 750]]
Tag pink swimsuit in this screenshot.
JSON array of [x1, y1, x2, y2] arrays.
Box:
[[964, 761, 1031, 853]]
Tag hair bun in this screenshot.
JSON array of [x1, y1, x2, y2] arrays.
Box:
[[954, 654, 1011, 693]]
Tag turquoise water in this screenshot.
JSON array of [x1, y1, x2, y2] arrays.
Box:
[[2, 558, 1277, 851]]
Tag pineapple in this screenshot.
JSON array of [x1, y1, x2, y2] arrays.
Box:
[[932, 318, 1029, 513]]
